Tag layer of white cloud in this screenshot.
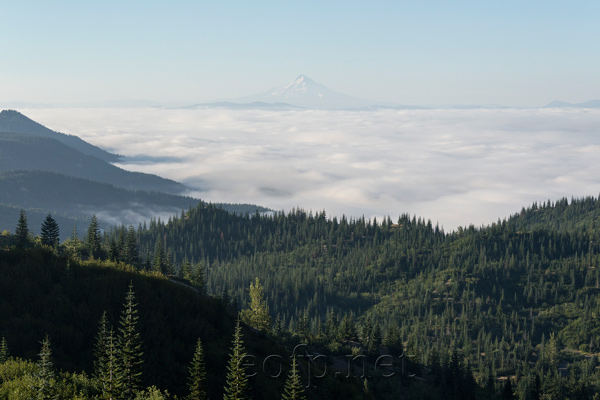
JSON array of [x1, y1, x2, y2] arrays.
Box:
[[20, 107, 600, 231]]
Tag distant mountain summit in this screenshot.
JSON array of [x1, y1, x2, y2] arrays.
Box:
[[544, 99, 600, 108], [231, 75, 374, 110]]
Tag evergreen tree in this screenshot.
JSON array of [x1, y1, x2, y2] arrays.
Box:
[[116, 283, 143, 399], [153, 239, 168, 274], [296, 308, 309, 339], [94, 312, 110, 381], [116, 227, 126, 262], [0, 336, 9, 363], [187, 338, 207, 400], [109, 238, 119, 262], [338, 313, 356, 340], [191, 262, 206, 294], [223, 317, 249, 400], [325, 309, 338, 341], [94, 311, 121, 399], [240, 277, 272, 332], [449, 348, 464, 399], [368, 323, 381, 354], [281, 355, 305, 400], [86, 215, 103, 259], [66, 223, 81, 260], [383, 324, 402, 355], [15, 209, 29, 247], [40, 214, 60, 248], [124, 226, 139, 267], [104, 327, 120, 399], [34, 335, 55, 400], [361, 319, 373, 347], [181, 260, 192, 281]]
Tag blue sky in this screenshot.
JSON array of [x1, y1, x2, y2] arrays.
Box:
[[2, 1, 599, 106]]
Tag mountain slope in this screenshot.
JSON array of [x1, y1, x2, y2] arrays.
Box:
[[0, 245, 369, 399], [0, 170, 199, 227], [0, 170, 271, 237], [232, 75, 374, 110], [0, 131, 185, 194], [0, 203, 89, 241], [130, 196, 600, 398], [544, 99, 600, 108], [0, 245, 233, 398], [0, 109, 119, 162]]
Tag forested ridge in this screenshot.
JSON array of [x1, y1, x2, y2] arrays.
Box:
[[0, 110, 271, 238], [2, 196, 600, 398], [0, 109, 118, 163], [0, 235, 368, 399], [132, 196, 600, 399]]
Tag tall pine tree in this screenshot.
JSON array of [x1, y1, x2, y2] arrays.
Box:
[[116, 283, 143, 399], [86, 215, 103, 259], [187, 338, 207, 400], [94, 311, 121, 399], [34, 335, 55, 400], [153, 239, 168, 274], [124, 226, 139, 267], [223, 317, 249, 400], [282, 355, 305, 400]]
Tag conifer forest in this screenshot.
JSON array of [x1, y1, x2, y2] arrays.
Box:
[[2, 195, 600, 399]]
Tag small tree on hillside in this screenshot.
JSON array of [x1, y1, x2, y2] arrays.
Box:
[[124, 226, 139, 267], [40, 214, 60, 248], [187, 338, 207, 400], [86, 215, 103, 259], [94, 311, 121, 399], [116, 283, 143, 399], [0, 336, 9, 363], [223, 317, 249, 400], [282, 355, 305, 400], [241, 278, 272, 332], [34, 335, 55, 400], [15, 209, 30, 247], [152, 239, 169, 274], [191, 263, 206, 294]]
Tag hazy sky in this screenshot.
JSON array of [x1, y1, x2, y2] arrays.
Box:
[[2, 1, 599, 106], [20, 107, 600, 231]]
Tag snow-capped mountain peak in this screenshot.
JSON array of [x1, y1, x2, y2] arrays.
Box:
[[233, 75, 371, 110], [271, 75, 317, 98]]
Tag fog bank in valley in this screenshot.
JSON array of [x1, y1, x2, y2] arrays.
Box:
[[21, 107, 600, 231]]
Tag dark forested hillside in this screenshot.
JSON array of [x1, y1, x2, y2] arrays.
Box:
[[0, 171, 270, 240], [0, 109, 118, 162], [0, 203, 88, 241], [0, 131, 184, 194], [0, 242, 369, 399], [130, 196, 600, 399], [0, 170, 199, 230], [0, 112, 271, 237]]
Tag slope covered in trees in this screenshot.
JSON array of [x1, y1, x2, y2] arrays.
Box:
[[0, 236, 370, 399], [0, 170, 199, 229], [129, 196, 600, 399], [0, 109, 118, 163], [0, 131, 184, 194], [0, 111, 271, 237]]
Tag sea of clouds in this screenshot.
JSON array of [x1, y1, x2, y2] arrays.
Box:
[[21, 107, 600, 231]]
